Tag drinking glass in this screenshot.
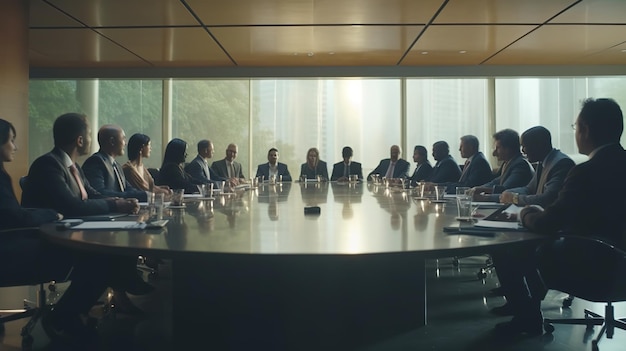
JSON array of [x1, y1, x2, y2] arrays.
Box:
[[152, 193, 165, 221], [456, 195, 472, 219], [456, 187, 471, 197], [171, 189, 185, 206], [435, 185, 447, 201]]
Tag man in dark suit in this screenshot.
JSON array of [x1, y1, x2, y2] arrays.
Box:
[[492, 98, 626, 336], [256, 147, 292, 182], [443, 135, 493, 192], [185, 139, 225, 187], [472, 129, 534, 202], [82, 125, 147, 202], [427, 141, 461, 184], [409, 145, 432, 186], [499, 126, 575, 207], [22, 113, 138, 216], [331, 146, 363, 181], [367, 145, 410, 180], [211, 143, 245, 185]]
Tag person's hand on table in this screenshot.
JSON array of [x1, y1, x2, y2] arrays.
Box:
[[471, 186, 492, 201], [499, 191, 515, 204], [115, 198, 139, 214], [519, 205, 544, 226]]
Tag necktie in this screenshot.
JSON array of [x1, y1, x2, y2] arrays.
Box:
[[385, 162, 396, 178], [499, 162, 508, 185], [344, 163, 349, 177], [535, 162, 544, 194], [204, 161, 211, 180], [229, 162, 235, 178], [459, 159, 471, 181], [112, 161, 125, 191], [69, 164, 88, 200]]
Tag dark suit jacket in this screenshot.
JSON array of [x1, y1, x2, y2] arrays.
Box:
[[256, 162, 292, 182], [507, 149, 575, 207], [184, 155, 225, 186], [211, 159, 245, 179], [367, 158, 410, 180], [0, 168, 58, 230], [409, 161, 433, 186], [22, 148, 115, 216], [428, 155, 462, 183], [82, 151, 147, 201], [157, 162, 199, 194], [523, 144, 626, 249], [446, 152, 493, 192], [330, 161, 363, 181], [300, 161, 329, 180], [480, 154, 534, 200]]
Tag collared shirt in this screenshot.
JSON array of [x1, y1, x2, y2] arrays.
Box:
[[269, 163, 278, 178], [59, 150, 73, 168]]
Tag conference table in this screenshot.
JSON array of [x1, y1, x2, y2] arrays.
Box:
[[41, 181, 543, 350]]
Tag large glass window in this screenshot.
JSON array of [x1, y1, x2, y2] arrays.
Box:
[[250, 79, 401, 178], [171, 80, 251, 176], [406, 79, 489, 166]]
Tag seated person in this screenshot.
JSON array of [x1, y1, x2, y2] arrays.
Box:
[[300, 147, 329, 181], [0, 118, 144, 345], [82, 125, 148, 201], [409, 145, 433, 186], [121, 133, 171, 195], [211, 143, 246, 186], [499, 126, 575, 207], [427, 141, 461, 183], [472, 129, 534, 202], [185, 139, 225, 187], [492, 98, 626, 336], [331, 146, 363, 181], [367, 145, 410, 180], [156, 138, 199, 194], [441, 135, 492, 193], [256, 147, 292, 182]]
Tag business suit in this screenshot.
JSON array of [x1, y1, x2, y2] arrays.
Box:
[[82, 151, 147, 201], [409, 161, 433, 186], [185, 155, 225, 186], [300, 161, 329, 180], [493, 144, 626, 325], [367, 158, 410, 180], [157, 162, 199, 194], [0, 168, 57, 229], [479, 154, 534, 201], [22, 147, 115, 216], [256, 162, 293, 181], [428, 155, 462, 183], [330, 161, 363, 181], [506, 149, 574, 207], [444, 152, 493, 192], [211, 158, 245, 179]]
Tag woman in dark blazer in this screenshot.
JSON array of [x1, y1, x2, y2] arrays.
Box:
[[299, 147, 329, 181], [156, 138, 199, 193]]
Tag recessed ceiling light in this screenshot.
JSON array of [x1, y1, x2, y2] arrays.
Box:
[[459, 50, 467, 54], [621, 49, 626, 53], [293, 52, 299, 56], [328, 52, 335, 55], [421, 51, 428, 55]]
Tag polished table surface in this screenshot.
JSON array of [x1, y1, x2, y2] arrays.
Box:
[[42, 181, 542, 258], [41, 181, 544, 350]]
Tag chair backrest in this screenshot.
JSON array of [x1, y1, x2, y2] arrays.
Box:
[[538, 236, 626, 303], [148, 168, 160, 183], [19, 175, 27, 190]]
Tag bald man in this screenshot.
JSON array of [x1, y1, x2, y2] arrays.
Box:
[[211, 143, 246, 185], [83, 124, 148, 201], [367, 145, 410, 180]]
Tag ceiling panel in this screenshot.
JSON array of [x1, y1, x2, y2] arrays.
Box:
[[402, 25, 533, 65], [29, 28, 151, 67], [485, 25, 626, 65], [43, 0, 197, 26], [30, 0, 83, 27], [435, 0, 579, 24], [211, 25, 422, 66], [551, 0, 626, 24], [574, 41, 626, 64], [97, 27, 233, 66], [186, 0, 444, 25]]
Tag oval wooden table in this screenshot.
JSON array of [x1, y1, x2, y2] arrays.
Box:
[[41, 182, 542, 350]]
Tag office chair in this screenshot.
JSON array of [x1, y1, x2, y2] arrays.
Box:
[[147, 168, 160, 184], [541, 236, 626, 351], [0, 228, 68, 335]]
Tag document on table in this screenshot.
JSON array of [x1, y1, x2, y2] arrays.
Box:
[[474, 204, 525, 230], [72, 221, 147, 230]]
